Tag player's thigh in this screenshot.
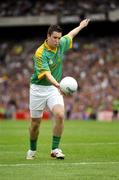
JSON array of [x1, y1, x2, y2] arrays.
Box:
[[47, 88, 64, 112], [29, 85, 47, 118], [47, 91, 65, 119], [30, 110, 44, 119]]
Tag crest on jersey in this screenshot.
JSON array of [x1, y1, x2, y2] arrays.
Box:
[[49, 59, 53, 65]]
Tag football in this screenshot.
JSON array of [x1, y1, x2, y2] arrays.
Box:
[[60, 76, 78, 95]]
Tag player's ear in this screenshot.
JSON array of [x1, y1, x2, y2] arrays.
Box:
[[47, 33, 51, 38], [47, 34, 49, 39]]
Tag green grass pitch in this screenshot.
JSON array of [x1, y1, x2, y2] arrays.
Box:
[[0, 120, 119, 180]]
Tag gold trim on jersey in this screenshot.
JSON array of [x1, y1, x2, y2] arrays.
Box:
[[35, 44, 44, 58], [65, 35, 73, 48], [38, 70, 50, 80]]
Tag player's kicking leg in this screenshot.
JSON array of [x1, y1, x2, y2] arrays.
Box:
[[50, 104, 65, 159]]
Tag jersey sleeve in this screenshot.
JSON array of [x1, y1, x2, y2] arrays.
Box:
[[60, 35, 72, 52], [33, 54, 50, 80]]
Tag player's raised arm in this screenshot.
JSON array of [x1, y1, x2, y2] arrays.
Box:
[[67, 19, 90, 39]]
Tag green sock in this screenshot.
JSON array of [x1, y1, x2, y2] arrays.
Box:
[[52, 136, 61, 150], [30, 139, 37, 151]]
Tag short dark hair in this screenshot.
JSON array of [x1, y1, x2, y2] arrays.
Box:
[[47, 25, 62, 35]]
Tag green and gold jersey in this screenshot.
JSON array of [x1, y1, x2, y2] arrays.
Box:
[[31, 35, 72, 85]]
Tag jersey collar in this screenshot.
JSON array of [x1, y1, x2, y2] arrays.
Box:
[[44, 40, 57, 53]]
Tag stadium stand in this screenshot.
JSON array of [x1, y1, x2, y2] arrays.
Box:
[[0, 37, 119, 120], [0, 0, 119, 17]]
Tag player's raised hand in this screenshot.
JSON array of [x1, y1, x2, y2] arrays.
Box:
[[80, 19, 90, 28]]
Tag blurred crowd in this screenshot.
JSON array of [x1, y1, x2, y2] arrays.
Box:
[[0, 36, 119, 119], [0, 0, 119, 17]]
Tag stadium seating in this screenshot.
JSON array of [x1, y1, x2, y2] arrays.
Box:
[[0, 37, 119, 120]]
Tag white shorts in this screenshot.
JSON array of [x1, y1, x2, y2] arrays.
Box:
[[29, 84, 64, 118]]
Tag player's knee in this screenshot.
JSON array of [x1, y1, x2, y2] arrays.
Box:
[[52, 105, 65, 120], [55, 111, 65, 121]]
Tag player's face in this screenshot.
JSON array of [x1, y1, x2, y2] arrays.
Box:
[[47, 31, 62, 48]]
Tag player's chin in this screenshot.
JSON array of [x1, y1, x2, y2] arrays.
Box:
[[54, 44, 58, 47]]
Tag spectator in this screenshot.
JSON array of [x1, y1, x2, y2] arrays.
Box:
[[0, 37, 119, 119]]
